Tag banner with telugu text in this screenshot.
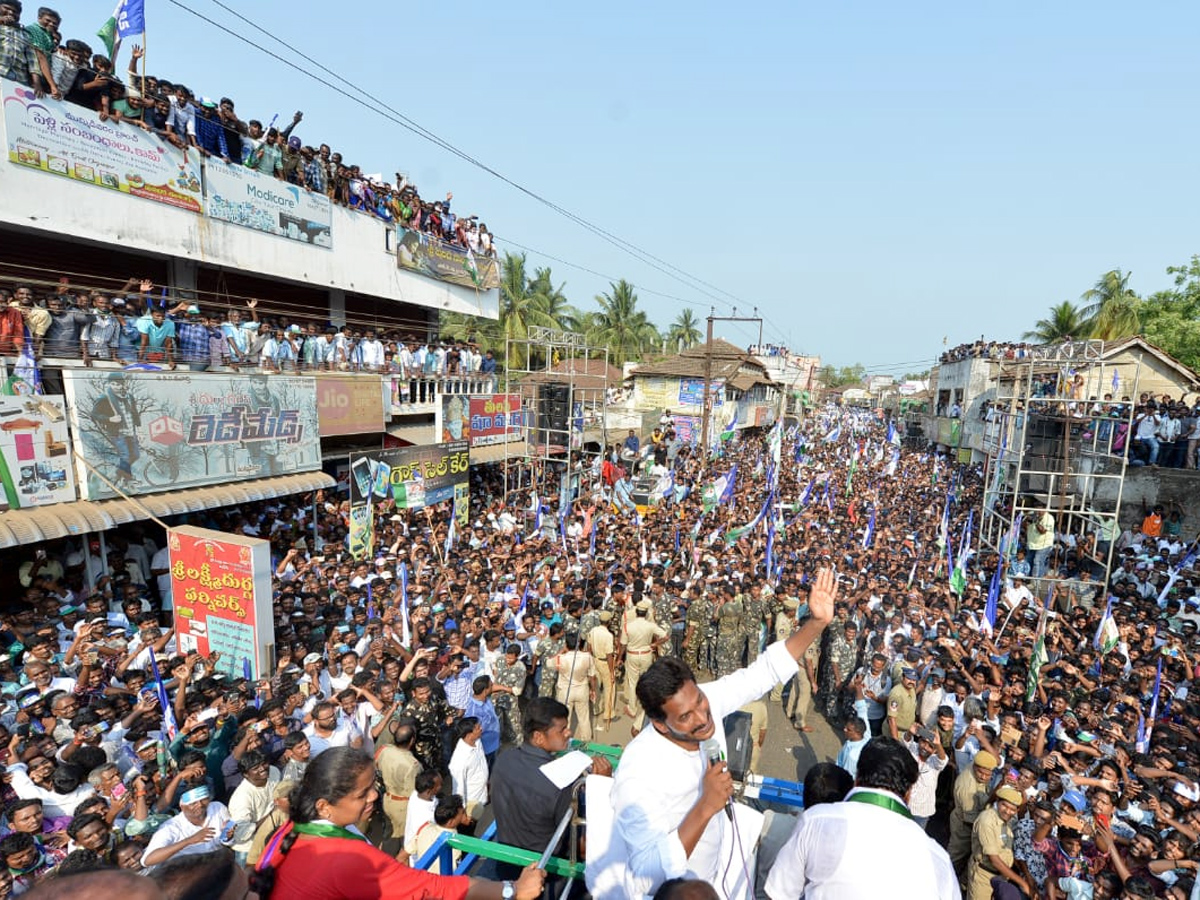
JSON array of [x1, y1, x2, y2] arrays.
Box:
[[2, 77, 203, 212], [168, 526, 273, 680], [396, 226, 500, 290], [62, 371, 320, 500]]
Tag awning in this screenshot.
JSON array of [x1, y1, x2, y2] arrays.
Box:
[[468, 442, 525, 465], [0, 471, 336, 549], [387, 423, 435, 446]]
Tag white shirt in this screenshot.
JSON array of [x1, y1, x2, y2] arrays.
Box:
[[303, 720, 356, 758], [227, 768, 281, 853], [141, 802, 232, 868], [151, 546, 173, 607], [449, 738, 489, 807], [905, 743, 948, 817], [602, 640, 798, 898], [6, 763, 95, 818], [764, 788, 959, 900], [404, 796, 437, 856]]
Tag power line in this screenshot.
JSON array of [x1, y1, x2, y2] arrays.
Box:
[[166, 0, 747, 316]]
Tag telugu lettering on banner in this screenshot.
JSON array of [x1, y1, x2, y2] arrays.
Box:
[[396, 226, 500, 290], [3, 78, 203, 212], [673, 415, 699, 445], [441, 394, 526, 447], [351, 441, 470, 511], [168, 526, 273, 680], [205, 160, 332, 247], [62, 371, 320, 500]]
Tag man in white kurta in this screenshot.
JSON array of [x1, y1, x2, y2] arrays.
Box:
[[764, 741, 960, 900], [592, 567, 839, 900]]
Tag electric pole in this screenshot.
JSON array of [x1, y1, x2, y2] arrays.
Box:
[[700, 307, 764, 458]]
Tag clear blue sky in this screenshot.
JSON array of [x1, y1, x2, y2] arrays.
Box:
[[48, 0, 1200, 371]]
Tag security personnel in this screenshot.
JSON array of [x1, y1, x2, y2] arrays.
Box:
[[376, 719, 421, 845], [950, 749, 997, 875], [622, 599, 666, 728], [588, 611, 616, 729], [714, 589, 744, 678], [886, 666, 919, 739], [967, 786, 1028, 900], [770, 596, 799, 703]]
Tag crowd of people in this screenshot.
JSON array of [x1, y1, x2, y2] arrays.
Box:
[[2, 400, 1200, 899], [0, 278, 500, 378], [0, 3, 499, 242]]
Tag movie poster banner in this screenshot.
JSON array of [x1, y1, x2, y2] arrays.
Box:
[[678, 378, 724, 407], [62, 371, 321, 500], [205, 160, 332, 247], [441, 394, 525, 447], [168, 526, 273, 680], [396, 226, 500, 290], [0, 394, 75, 509], [2, 78, 204, 212]]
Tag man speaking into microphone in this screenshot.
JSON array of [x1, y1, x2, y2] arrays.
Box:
[[593, 568, 838, 899]]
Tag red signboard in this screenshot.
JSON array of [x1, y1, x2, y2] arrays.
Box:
[[168, 526, 273, 679]]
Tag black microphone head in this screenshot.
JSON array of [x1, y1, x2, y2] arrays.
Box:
[[700, 737, 722, 764]]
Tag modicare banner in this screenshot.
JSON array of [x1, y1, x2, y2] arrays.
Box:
[[3, 78, 203, 212], [168, 526, 273, 680], [396, 226, 500, 290], [62, 371, 320, 500], [205, 160, 332, 247]]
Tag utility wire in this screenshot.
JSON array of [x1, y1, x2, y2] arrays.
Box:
[[167, 0, 747, 316]]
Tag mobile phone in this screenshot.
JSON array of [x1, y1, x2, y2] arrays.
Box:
[[350, 457, 373, 501], [371, 461, 392, 498], [220, 821, 237, 843], [111, 782, 127, 799]]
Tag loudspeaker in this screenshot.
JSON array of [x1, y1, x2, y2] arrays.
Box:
[[537, 382, 571, 445], [723, 710, 754, 782]]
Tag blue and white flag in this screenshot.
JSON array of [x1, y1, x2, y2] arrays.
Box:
[[444, 516, 456, 557], [399, 562, 411, 647], [862, 508, 875, 550], [982, 565, 1001, 634], [1111, 368, 1120, 394], [1136, 659, 1162, 753], [148, 650, 178, 741], [824, 424, 841, 443], [97, 0, 144, 58]]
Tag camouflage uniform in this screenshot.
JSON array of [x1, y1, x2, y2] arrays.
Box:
[[683, 594, 714, 673], [578, 609, 602, 641], [740, 589, 768, 665], [402, 694, 453, 772], [652, 591, 677, 658], [492, 657, 527, 744], [714, 598, 744, 678], [535, 636, 566, 698]]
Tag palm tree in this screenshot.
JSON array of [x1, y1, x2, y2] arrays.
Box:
[[1022, 301, 1087, 343], [592, 280, 660, 367], [1080, 269, 1141, 340], [499, 252, 561, 366], [527, 267, 579, 332], [668, 309, 703, 352]]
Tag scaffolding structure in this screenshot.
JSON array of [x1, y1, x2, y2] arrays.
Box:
[[979, 340, 1143, 610], [502, 327, 611, 515]]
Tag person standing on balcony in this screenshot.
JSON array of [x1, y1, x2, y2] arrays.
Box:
[[222, 300, 260, 368]]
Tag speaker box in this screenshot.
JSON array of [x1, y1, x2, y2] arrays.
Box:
[[537, 382, 571, 445], [723, 710, 754, 782]]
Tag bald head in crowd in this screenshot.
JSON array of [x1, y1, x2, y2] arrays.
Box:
[[25, 870, 165, 900]]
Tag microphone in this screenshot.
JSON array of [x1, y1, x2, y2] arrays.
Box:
[[700, 737, 734, 820]]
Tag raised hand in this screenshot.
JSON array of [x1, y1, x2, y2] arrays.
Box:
[[807, 567, 838, 625]]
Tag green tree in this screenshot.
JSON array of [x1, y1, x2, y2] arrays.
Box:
[[1080, 269, 1141, 340], [822, 363, 866, 389], [1137, 255, 1200, 371], [1022, 301, 1088, 343], [592, 280, 660, 367], [668, 309, 703, 352]]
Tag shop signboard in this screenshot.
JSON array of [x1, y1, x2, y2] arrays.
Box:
[[315, 375, 385, 437], [168, 526, 273, 680], [0, 394, 75, 509], [62, 371, 320, 500], [3, 78, 203, 212]]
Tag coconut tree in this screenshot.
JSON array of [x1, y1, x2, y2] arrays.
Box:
[[592, 280, 660, 367], [1080, 269, 1141, 340], [668, 308, 703, 351], [1022, 301, 1088, 343]]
